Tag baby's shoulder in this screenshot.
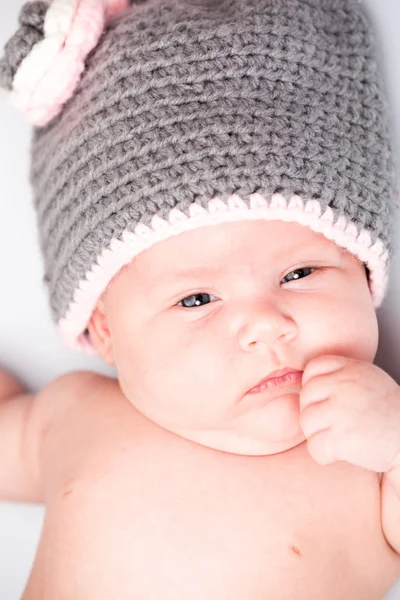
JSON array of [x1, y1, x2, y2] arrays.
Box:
[[36, 370, 119, 437], [41, 369, 112, 398], [38, 369, 113, 407], [36, 370, 125, 490]]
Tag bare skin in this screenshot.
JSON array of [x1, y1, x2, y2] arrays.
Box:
[[17, 373, 400, 599]]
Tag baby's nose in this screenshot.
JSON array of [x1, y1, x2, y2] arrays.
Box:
[[236, 301, 298, 351]]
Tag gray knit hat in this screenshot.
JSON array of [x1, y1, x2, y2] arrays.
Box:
[[0, 0, 396, 353]]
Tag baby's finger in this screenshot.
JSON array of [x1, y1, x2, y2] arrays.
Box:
[[299, 374, 331, 411], [305, 428, 337, 466], [299, 398, 331, 439], [301, 355, 348, 386]]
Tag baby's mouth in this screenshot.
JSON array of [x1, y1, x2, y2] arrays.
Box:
[[247, 371, 303, 394]]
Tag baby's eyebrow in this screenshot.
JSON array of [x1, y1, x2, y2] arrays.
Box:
[[161, 241, 338, 282], [164, 266, 221, 281]]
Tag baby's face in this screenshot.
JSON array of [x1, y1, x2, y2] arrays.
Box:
[[91, 220, 378, 456]]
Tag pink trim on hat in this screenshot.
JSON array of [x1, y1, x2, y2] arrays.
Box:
[[57, 192, 390, 354]]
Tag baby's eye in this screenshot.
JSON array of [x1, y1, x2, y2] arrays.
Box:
[[177, 292, 218, 308], [282, 267, 317, 283], [176, 268, 318, 308]]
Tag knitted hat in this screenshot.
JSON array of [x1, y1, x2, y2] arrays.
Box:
[[0, 0, 396, 354]]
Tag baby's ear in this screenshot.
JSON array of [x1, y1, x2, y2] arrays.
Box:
[[87, 300, 116, 366]]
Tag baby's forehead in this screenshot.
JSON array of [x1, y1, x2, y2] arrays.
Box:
[[130, 220, 345, 278], [103, 219, 361, 302]]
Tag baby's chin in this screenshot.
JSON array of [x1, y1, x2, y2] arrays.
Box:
[[184, 391, 306, 456], [168, 396, 306, 456], [127, 389, 306, 456]]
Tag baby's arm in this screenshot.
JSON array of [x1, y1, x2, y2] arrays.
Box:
[[0, 368, 44, 503], [0, 368, 109, 505], [382, 465, 400, 555], [381, 384, 400, 555]]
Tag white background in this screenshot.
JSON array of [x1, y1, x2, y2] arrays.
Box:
[[0, 0, 399, 598]]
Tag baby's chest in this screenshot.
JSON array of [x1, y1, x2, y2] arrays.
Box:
[[36, 429, 399, 600]]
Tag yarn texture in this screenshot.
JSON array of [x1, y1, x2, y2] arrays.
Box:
[[0, 0, 396, 352]]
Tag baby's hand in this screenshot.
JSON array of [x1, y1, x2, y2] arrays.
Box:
[[298, 355, 400, 472]]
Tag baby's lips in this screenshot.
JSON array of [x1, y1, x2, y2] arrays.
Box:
[[247, 370, 303, 394]]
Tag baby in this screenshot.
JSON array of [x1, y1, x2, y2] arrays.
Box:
[[1, 0, 400, 598]]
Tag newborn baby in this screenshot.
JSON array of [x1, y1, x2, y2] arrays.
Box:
[[1, 219, 400, 599], [1, 0, 400, 597]]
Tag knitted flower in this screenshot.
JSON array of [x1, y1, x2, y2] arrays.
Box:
[[0, 0, 133, 127]]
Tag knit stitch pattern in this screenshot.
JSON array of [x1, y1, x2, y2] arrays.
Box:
[[4, 0, 396, 344], [0, 2, 48, 91]]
